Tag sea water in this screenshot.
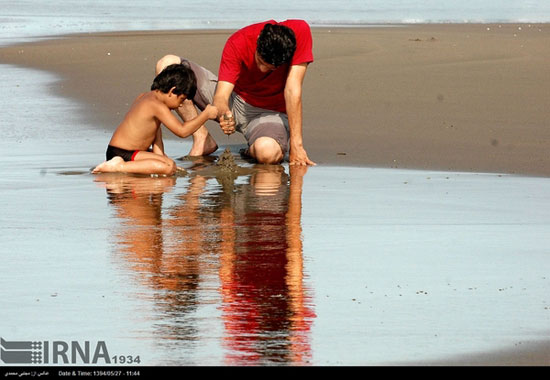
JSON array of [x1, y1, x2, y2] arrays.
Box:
[[1, 0, 549, 46]]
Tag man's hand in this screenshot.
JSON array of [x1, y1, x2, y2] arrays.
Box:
[[219, 110, 236, 135], [289, 145, 316, 166], [213, 81, 236, 135]]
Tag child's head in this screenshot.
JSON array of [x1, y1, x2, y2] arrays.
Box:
[[151, 63, 197, 100]]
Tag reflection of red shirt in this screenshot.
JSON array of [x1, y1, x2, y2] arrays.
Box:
[[218, 20, 314, 113]]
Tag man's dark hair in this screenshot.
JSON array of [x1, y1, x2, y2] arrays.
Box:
[[151, 63, 197, 100], [256, 23, 297, 67]]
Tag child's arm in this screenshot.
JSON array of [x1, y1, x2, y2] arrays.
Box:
[[157, 104, 218, 138], [152, 126, 165, 155]]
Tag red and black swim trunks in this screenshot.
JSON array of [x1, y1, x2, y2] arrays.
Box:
[[106, 145, 140, 162]]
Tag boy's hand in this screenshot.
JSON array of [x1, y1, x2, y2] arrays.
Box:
[[204, 104, 218, 120], [219, 110, 235, 135]]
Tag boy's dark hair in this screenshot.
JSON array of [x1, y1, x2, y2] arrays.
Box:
[[256, 24, 296, 67], [151, 63, 197, 100]]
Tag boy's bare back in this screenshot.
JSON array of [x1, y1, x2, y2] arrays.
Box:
[[109, 89, 217, 152], [108, 91, 167, 152]]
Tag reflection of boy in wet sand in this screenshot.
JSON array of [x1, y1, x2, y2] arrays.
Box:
[[93, 64, 218, 175]]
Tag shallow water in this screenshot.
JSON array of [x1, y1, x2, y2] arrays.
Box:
[[1, 65, 550, 366], [1, 0, 549, 46]]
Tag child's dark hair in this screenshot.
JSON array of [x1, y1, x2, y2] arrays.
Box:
[[151, 63, 197, 100], [256, 24, 296, 67]]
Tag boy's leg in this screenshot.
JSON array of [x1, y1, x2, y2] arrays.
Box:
[[131, 151, 177, 175], [156, 55, 218, 156], [93, 151, 176, 175]]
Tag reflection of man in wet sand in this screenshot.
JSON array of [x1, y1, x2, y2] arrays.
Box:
[[93, 64, 218, 175], [156, 20, 316, 166], [218, 165, 314, 364]]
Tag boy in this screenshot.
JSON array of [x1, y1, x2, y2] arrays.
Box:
[[92, 63, 218, 175]]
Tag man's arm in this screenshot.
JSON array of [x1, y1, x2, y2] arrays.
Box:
[[285, 63, 316, 166], [213, 80, 236, 134]]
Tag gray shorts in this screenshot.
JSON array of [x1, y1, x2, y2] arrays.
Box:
[[181, 58, 290, 155]]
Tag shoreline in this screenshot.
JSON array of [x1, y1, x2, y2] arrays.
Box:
[[1, 23, 549, 176]]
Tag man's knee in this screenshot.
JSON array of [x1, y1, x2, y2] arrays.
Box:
[[250, 137, 284, 164], [155, 54, 181, 75]]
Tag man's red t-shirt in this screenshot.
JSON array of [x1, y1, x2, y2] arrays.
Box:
[[218, 20, 314, 113]]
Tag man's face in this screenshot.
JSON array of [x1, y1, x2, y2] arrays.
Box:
[[255, 51, 277, 73]]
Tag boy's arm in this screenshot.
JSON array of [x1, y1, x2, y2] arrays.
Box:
[[152, 126, 165, 155], [156, 103, 218, 138]]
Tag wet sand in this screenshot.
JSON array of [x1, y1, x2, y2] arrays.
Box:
[[0, 23, 549, 175], [2, 136, 550, 366], [1, 25, 550, 366]]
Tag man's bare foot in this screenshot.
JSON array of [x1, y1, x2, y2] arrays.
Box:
[[92, 157, 124, 173], [188, 131, 218, 157]]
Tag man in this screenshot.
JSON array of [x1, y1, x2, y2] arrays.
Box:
[[156, 19, 316, 165]]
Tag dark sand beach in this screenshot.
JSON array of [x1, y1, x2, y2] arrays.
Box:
[[1, 24, 549, 366], [1, 24, 549, 175]]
